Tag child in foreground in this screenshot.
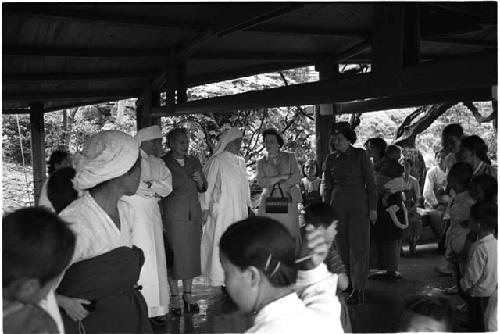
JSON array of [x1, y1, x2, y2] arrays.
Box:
[[3, 207, 76, 334], [459, 201, 497, 332], [401, 294, 456, 332], [219, 216, 343, 333]]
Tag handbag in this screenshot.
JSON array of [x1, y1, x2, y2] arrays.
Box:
[[265, 183, 289, 214]]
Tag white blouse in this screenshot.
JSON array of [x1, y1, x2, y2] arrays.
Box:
[[247, 264, 343, 333], [59, 192, 133, 265]]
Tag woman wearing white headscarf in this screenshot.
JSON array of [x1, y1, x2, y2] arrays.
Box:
[[200, 127, 252, 287], [55, 130, 152, 334], [122, 125, 172, 322]]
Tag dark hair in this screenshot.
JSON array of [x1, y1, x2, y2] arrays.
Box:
[[304, 202, 338, 228], [330, 122, 356, 144], [220, 216, 297, 287], [460, 135, 491, 165], [47, 167, 78, 214], [442, 123, 464, 139], [471, 174, 498, 200], [302, 159, 321, 177], [470, 200, 497, 231], [166, 127, 188, 150], [404, 158, 413, 167], [262, 128, 284, 147], [448, 162, 473, 187], [401, 295, 455, 331], [47, 151, 70, 175], [3, 208, 76, 286], [385, 145, 402, 160], [365, 137, 388, 159]]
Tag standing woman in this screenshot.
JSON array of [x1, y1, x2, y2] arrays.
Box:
[[162, 127, 207, 315], [322, 122, 377, 305], [459, 135, 497, 178], [200, 127, 252, 288], [257, 128, 302, 245], [39, 150, 72, 211], [56, 130, 151, 333]]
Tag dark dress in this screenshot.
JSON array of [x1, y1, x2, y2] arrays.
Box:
[[161, 152, 207, 280], [322, 145, 376, 290]]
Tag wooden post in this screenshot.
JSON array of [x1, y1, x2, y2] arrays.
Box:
[[29, 102, 46, 206], [314, 61, 339, 168], [371, 4, 404, 87], [177, 60, 188, 104], [136, 82, 161, 130]]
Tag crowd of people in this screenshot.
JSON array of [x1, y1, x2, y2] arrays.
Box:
[[3, 120, 497, 333]]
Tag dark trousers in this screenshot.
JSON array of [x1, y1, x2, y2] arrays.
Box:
[[457, 263, 489, 332]]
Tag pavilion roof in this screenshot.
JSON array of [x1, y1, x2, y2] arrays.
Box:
[[2, 2, 497, 114]]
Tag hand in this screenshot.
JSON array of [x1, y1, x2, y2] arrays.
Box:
[[192, 171, 203, 187], [57, 295, 90, 321], [369, 210, 377, 225], [144, 180, 153, 188], [296, 224, 329, 270]]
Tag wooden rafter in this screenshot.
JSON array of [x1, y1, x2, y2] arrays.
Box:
[[3, 4, 208, 30], [3, 90, 139, 102], [3, 47, 167, 58], [3, 71, 157, 83]]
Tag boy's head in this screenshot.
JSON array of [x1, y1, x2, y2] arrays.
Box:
[[447, 162, 472, 192], [470, 174, 497, 202], [470, 200, 497, 234], [304, 202, 338, 244], [385, 145, 402, 161], [3, 208, 76, 304], [402, 295, 455, 332], [441, 123, 463, 154]]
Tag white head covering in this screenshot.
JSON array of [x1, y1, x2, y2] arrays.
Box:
[[73, 130, 139, 191], [135, 125, 163, 143], [212, 127, 243, 156]]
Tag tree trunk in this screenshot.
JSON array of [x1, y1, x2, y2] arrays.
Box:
[[394, 103, 455, 147]]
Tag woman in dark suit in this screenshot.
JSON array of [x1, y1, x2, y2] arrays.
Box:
[[161, 128, 207, 315], [321, 122, 377, 305]]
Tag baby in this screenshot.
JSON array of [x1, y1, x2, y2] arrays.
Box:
[[375, 145, 409, 229]]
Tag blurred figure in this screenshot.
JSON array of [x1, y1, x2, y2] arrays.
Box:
[[39, 150, 71, 211], [401, 295, 456, 332], [3, 208, 76, 334]]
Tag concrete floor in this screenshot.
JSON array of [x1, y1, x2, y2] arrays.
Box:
[[156, 243, 462, 333]]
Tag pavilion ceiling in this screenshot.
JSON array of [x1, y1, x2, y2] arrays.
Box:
[[2, 2, 497, 114]]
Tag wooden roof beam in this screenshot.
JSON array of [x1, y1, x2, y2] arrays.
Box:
[[3, 90, 139, 102], [147, 51, 496, 116], [3, 47, 167, 58], [336, 88, 492, 114], [3, 4, 208, 30], [191, 51, 324, 61], [3, 71, 157, 83]]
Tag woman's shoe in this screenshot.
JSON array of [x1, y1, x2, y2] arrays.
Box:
[[183, 292, 200, 314], [345, 289, 365, 305], [170, 295, 182, 316]]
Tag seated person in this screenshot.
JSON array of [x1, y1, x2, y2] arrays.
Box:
[[3, 208, 76, 334], [375, 145, 408, 230], [219, 216, 343, 333], [300, 159, 322, 206], [459, 201, 497, 332], [423, 150, 449, 209], [401, 295, 456, 332]]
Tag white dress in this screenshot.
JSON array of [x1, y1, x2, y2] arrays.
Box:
[[200, 151, 251, 286], [248, 264, 343, 333], [122, 150, 172, 317]]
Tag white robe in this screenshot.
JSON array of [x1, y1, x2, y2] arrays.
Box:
[[248, 264, 343, 333], [122, 150, 173, 317], [200, 151, 251, 286]]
